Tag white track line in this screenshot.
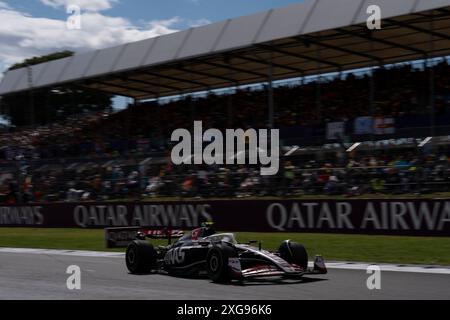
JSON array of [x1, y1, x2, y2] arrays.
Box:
[[314, 262, 450, 275], [1, 247, 450, 275], [0, 247, 124, 258]]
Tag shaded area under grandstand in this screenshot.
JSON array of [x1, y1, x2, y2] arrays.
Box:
[[1, 0, 450, 100]]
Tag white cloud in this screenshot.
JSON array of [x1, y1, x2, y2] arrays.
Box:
[[40, 0, 117, 12], [0, 1, 11, 9], [187, 18, 211, 27], [0, 3, 182, 74], [0, 2, 212, 77]]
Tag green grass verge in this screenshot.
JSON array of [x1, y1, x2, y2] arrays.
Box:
[[0, 228, 449, 265]]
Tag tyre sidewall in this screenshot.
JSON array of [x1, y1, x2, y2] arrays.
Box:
[[279, 241, 308, 270], [126, 240, 156, 273], [206, 245, 236, 283]]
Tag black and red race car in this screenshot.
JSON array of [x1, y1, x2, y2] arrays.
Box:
[[125, 223, 327, 283]]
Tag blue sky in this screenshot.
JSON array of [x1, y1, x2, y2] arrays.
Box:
[[0, 0, 303, 74], [10, 1, 303, 27], [0, 0, 303, 110]]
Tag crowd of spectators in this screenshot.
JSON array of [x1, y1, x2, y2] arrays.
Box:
[[1, 147, 449, 203], [1, 60, 450, 203], [1, 61, 449, 162], [0, 112, 110, 162]]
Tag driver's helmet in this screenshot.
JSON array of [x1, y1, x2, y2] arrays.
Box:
[[191, 221, 215, 240], [201, 221, 216, 237]]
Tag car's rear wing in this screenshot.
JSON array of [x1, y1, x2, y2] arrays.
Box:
[[104, 227, 184, 248], [138, 229, 184, 243]]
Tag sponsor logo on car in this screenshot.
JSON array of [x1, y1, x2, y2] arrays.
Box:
[[164, 247, 186, 265]]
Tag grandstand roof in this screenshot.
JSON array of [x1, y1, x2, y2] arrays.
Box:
[[1, 0, 450, 99]]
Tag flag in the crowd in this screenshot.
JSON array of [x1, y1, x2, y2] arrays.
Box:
[[373, 117, 395, 135], [326, 121, 345, 140], [354, 116, 373, 134]]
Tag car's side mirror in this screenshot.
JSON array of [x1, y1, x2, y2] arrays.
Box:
[[247, 240, 262, 250]]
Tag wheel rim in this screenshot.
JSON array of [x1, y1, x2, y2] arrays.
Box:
[[209, 253, 219, 272], [128, 247, 136, 264]]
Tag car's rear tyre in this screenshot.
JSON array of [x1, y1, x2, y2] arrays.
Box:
[[206, 245, 237, 283], [278, 240, 308, 270], [126, 240, 157, 274]]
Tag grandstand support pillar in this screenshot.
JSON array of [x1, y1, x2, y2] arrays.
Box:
[[189, 93, 194, 124], [26, 64, 35, 126], [227, 88, 234, 128], [369, 69, 375, 142], [187, 66, 196, 125], [156, 78, 163, 136], [125, 98, 134, 143], [267, 55, 274, 129], [156, 76, 161, 101], [315, 45, 322, 123], [428, 62, 436, 137], [226, 59, 236, 127], [44, 90, 49, 124], [298, 72, 305, 123], [428, 13, 436, 137], [367, 36, 378, 142]]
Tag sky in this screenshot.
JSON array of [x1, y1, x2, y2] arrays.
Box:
[[0, 0, 303, 74]]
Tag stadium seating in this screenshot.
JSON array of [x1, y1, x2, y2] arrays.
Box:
[[1, 61, 450, 203]]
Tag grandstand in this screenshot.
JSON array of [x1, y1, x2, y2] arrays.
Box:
[[1, 0, 450, 203]]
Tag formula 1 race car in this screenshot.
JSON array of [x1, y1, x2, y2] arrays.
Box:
[[125, 223, 327, 283]]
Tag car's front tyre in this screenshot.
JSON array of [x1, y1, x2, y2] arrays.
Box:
[[206, 244, 237, 283], [278, 240, 308, 270], [126, 240, 157, 274]]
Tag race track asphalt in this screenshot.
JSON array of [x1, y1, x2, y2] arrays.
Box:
[[0, 251, 449, 300]]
